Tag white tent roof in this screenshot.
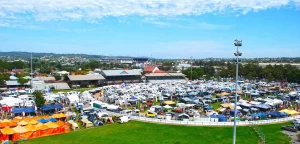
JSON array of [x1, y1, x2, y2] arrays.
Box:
[[0, 97, 23, 106], [107, 105, 119, 110], [163, 105, 172, 109], [67, 94, 79, 103]]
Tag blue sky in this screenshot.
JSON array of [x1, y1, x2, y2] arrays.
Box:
[[0, 0, 300, 59]]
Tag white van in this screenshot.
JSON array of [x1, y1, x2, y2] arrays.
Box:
[[119, 116, 130, 124]]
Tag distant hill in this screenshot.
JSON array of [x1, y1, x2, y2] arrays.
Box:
[[0, 51, 135, 59]]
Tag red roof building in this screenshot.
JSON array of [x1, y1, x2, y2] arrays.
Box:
[[144, 65, 159, 74], [153, 69, 166, 73]]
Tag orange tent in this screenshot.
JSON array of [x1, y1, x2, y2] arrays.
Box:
[[32, 116, 40, 121], [45, 122, 59, 135], [0, 123, 6, 128], [1, 119, 10, 124], [45, 122, 59, 128], [14, 116, 23, 120], [41, 115, 50, 119], [52, 113, 67, 119], [55, 121, 65, 127], [64, 123, 71, 133], [1, 119, 17, 127], [55, 121, 66, 133], [25, 124, 38, 131], [11, 119, 21, 123], [5, 122, 17, 127], [24, 124, 39, 139], [0, 126, 15, 140], [22, 117, 32, 122], [12, 126, 28, 141], [35, 123, 43, 128], [52, 114, 60, 119], [28, 120, 39, 125], [17, 120, 29, 126], [37, 124, 50, 137], [58, 113, 67, 118], [12, 117, 22, 122]]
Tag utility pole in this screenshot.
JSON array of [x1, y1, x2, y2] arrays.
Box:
[[30, 52, 33, 89], [190, 56, 192, 81], [232, 39, 242, 144], [31, 52, 33, 76]]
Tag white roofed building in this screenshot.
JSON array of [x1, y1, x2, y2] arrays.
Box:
[[101, 70, 142, 85], [67, 75, 105, 88]]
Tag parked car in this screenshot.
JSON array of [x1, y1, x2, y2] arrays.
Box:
[[293, 119, 300, 125], [281, 126, 297, 132], [118, 116, 130, 124], [146, 110, 157, 118]]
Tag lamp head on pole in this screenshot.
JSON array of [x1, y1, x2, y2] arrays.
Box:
[[234, 39, 242, 47]]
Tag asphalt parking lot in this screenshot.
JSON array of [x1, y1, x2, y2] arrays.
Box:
[[282, 130, 300, 144]]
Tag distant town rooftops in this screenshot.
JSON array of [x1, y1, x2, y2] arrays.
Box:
[[68, 75, 105, 81], [145, 73, 185, 77], [35, 76, 56, 81], [6, 81, 30, 86]]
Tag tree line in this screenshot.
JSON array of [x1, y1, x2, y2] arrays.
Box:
[[182, 62, 300, 84]]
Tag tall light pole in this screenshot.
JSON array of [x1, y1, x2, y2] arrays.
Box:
[[233, 39, 242, 144], [190, 56, 193, 81], [31, 52, 33, 76]]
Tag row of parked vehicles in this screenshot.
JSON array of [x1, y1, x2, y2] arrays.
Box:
[[281, 119, 300, 132]]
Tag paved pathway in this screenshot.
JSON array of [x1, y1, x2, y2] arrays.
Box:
[[282, 130, 300, 144]]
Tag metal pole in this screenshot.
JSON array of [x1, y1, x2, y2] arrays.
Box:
[[233, 45, 239, 144], [30, 52, 33, 89], [31, 52, 33, 75], [190, 57, 192, 80]]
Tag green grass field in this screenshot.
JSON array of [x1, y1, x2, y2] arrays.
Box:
[[20, 121, 291, 144], [258, 123, 291, 144]]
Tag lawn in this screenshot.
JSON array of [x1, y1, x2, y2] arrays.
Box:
[[211, 102, 221, 111], [258, 123, 292, 144], [20, 121, 290, 144]]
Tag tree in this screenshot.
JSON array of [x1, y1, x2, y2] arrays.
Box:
[[16, 72, 26, 78], [62, 74, 68, 81], [54, 75, 62, 81], [17, 77, 29, 85], [33, 92, 45, 108], [0, 73, 10, 86]]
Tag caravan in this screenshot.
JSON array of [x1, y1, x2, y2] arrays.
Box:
[[118, 116, 130, 124]]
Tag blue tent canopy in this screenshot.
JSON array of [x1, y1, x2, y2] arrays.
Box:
[[12, 107, 35, 114], [47, 118, 57, 122], [252, 112, 267, 120], [41, 104, 55, 111], [210, 114, 218, 118], [281, 96, 290, 101], [280, 112, 290, 117], [230, 110, 241, 116], [54, 103, 63, 109], [267, 111, 282, 117], [218, 114, 227, 122], [38, 118, 49, 123], [128, 96, 138, 102], [204, 105, 213, 110]]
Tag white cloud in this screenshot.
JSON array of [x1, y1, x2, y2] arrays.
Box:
[[0, 0, 299, 23], [143, 17, 232, 30]]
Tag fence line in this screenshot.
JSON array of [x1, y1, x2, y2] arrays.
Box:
[[106, 111, 299, 126]]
